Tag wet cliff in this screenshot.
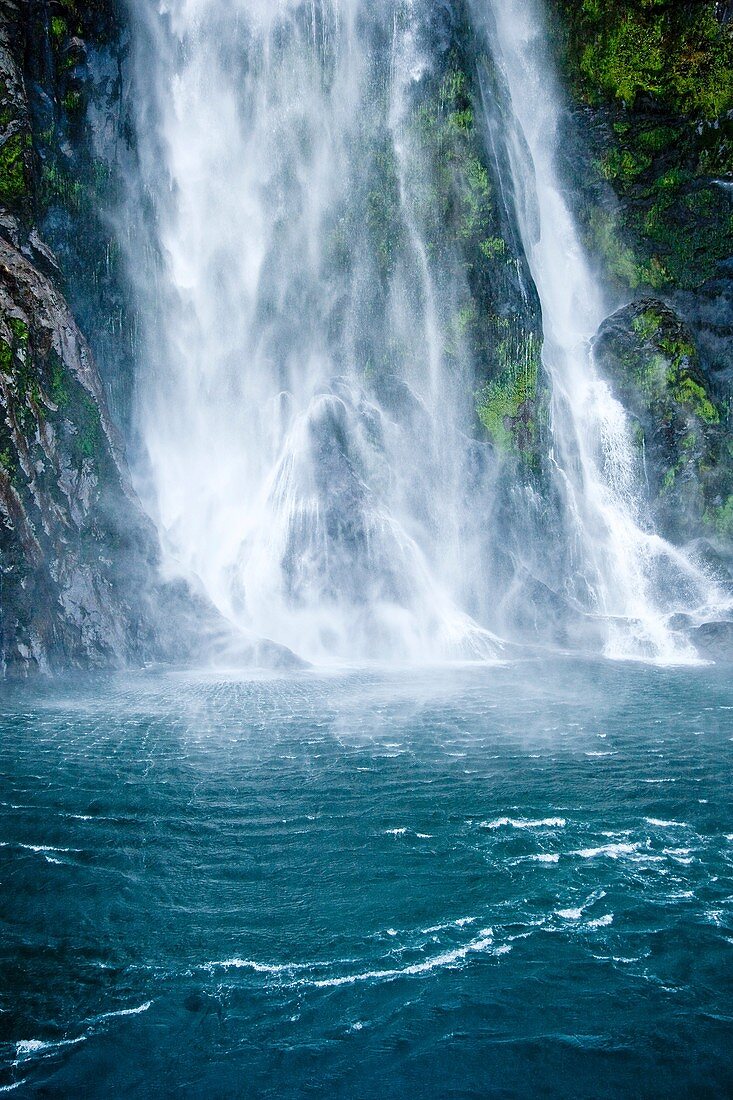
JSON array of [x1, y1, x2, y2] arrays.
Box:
[[546, 0, 733, 553]]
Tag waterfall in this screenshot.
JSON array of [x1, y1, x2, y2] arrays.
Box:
[[124, 0, 727, 667], [472, 0, 729, 662], [125, 0, 500, 664]]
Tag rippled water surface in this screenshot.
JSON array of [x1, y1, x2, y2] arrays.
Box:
[[1, 658, 732, 1097]]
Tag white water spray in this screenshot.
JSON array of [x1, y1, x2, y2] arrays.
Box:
[[127, 0, 500, 663], [125, 0, 727, 667]]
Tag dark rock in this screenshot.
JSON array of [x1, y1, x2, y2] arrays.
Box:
[[691, 620, 733, 661]]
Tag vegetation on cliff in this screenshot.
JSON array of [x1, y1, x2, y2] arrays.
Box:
[[408, 42, 546, 463], [547, 0, 733, 294]]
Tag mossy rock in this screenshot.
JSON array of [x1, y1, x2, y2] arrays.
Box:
[[0, 131, 31, 209], [594, 298, 733, 543], [547, 0, 733, 119], [547, 1, 733, 295]]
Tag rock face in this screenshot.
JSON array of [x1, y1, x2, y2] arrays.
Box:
[[0, 211, 163, 673], [0, 0, 160, 674]]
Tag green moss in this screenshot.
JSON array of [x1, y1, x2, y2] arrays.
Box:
[[479, 237, 507, 261], [476, 331, 541, 457], [631, 308, 663, 342], [707, 495, 733, 540], [74, 394, 102, 461], [552, 1, 733, 118], [640, 194, 732, 289], [8, 318, 28, 346], [447, 109, 473, 136], [598, 147, 652, 183], [0, 132, 30, 206], [62, 91, 84, 115], [668, 371, 719, 424], [48, 353, 70, 408], [636, 125, 681, 153], [548, 1, 733, 294], [0, 339, 11, 374], [652, 166, 690, 193], [51, 15, 68, 41], [580, 14, 665, 107], [587, 208, 669, 289], [39, 161, 83, 214]]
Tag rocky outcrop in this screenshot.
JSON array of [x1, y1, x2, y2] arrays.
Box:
[[0, 0, 150, 673], [594, 298, 733, 548], [0, 208, 159, 673]]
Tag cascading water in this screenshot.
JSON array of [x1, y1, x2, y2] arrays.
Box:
[[126, 0, 500, 664], [125, 0, 727, 667], [473, 0, 729, 662]]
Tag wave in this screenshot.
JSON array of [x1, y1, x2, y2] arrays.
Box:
[[307, 931, 508, 988], [92, 1002, 152, 1022], [586, 914, 614, 929], [575, 842, 643, 859], [14, 1036, 86, 1064]]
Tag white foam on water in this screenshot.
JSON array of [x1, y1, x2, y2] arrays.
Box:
[[205, 958, 319, 976], [556, 908, 582, 920], [14, 1036, 86, 1063], [306, 929, 505, 987], [511, 853, 560, 865], [93, 1002, 152, 1022], [575, 842, 643, 859], [480, 817, 566, 830], [422, 916, 477, 934], [586, 914, 614, 929], [18, 844, 81, 853], [645, 818, 689, 828]]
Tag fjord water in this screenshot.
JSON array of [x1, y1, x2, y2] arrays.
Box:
[[1, 661, 733, 1096], [126, 0, 726, 666]]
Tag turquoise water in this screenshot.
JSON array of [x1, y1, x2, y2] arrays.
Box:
[[1, 658, 732, 1097]]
